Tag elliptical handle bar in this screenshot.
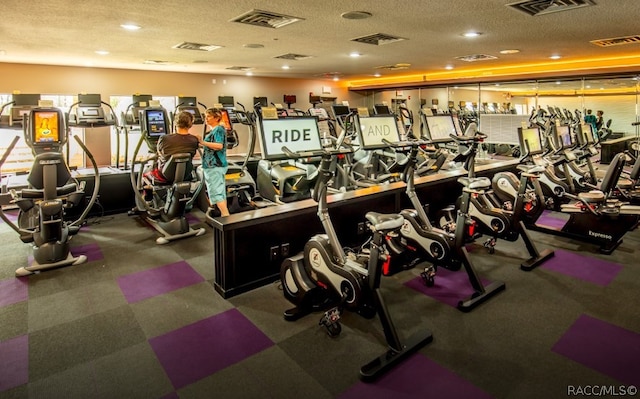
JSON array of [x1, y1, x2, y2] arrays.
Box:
[[281, 145, 352, 160]]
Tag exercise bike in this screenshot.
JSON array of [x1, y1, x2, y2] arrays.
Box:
[[279, 131, 432, 381], [381, 138, 505, 311], [436, 132, 554, 269]]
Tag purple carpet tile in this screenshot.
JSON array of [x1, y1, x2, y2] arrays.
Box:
[[338, 353, 493, 399], [536, 210, 567, 230], [185, 212, 200, 224], [0, 209, 18, 224], [71, 243, 103, 263], [0, 277, 28, 308], [404, 267, 492, 308], [0, 335, 29, 392], [116, 261, 204, 303], [552, 314, 640, 386], [149, 308, 274, 389], [541, 249, 622, 286]]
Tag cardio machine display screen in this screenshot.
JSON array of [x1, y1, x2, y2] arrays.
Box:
[[424, 115, 457, 143], [220, 109, 233, 131], [517, 127, 543, 155], [580, 123, 595, 145], [259, 117, 323, 161], [358, 115, 402, 150], [145, 109, 167, 137], [556, 125, 572, 149], [32, 110, 61, 144]]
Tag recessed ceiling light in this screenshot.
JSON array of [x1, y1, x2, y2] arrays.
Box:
[[349, 52, 361, 58], [462, 31, 482, 38], [243, 43, 264, 49], [333, 76, 339, 81], [120, 24, 141, 31], [445, 65, 454, 70], [245, 71, 253, 76], [374, 73, 381, 77], [281, 65, 290, 70], [550, 54, 561, 59], [95, 50, 109, 55], [499, 49, 520, 54], [341, 11, 372, 20]]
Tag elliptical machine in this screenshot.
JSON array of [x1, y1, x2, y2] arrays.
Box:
[[0, 107, 100, 276], [279, 116, 432, 381]]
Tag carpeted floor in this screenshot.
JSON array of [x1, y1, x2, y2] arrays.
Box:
[[1, 205, 639, 399]]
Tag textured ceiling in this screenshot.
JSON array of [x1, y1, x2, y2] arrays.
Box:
[[0, 0, 639, 84]]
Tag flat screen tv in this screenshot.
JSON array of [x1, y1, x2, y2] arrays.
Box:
[[423, 115, 457, 143], [358, 115, 401, 150], [258, 117, 322, 161], [517, 127, 543, 156]]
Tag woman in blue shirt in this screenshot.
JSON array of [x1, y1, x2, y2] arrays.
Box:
[[200, 108, 229, 217]]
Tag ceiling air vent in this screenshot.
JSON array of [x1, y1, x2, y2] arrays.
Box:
[[225, 66, 253, 71], [351, 33, 407, 46], [455, 54, 498, 62], [375, 63, 411, 70], [507, 0, 596, 16], [274, 53, 312, 60], [143, 60, 175, 65], [591, 35, 640, 47], [230, 9, 304, 29], [172, 42, 222, 51]]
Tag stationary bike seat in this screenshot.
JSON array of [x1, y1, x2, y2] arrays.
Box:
[[517, 164, 545, 174], [365, 212, 404, 233], [458, 177, 491, 190], [578, 190, 605, 203]]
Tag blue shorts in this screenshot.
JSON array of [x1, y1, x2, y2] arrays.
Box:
[[203, 166, 228, 204]]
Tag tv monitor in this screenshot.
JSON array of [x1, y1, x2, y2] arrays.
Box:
[[142, 108, 168, 137], [423, 114, 457, 143], [218, 96, 234, 108], [373, 104, 391, 115], [331, 105, 350, 118], [220, 109, 233, 131], [78, 93, 102, 106], [32, 109, 62, 145], [358, 115, 402, 150], [555, 125, 572, 149], [177, 96, 197, 106], [258, 117, 323, 161], [253, 96, 268, 107], [13, 94, 41, 107], [283, 94, 297, 104], [517, 127, 543, 156], [133, 94, 153, 107], [579, 123, 595, 145], [177, 105, 204, 125]]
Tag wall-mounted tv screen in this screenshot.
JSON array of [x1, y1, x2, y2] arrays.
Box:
[[517, 127, 543, 156], [423, 114, 457, 143], [258, 117, 322, 161], [358, 115, 401, 150], [32, 109, 62, 144]]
